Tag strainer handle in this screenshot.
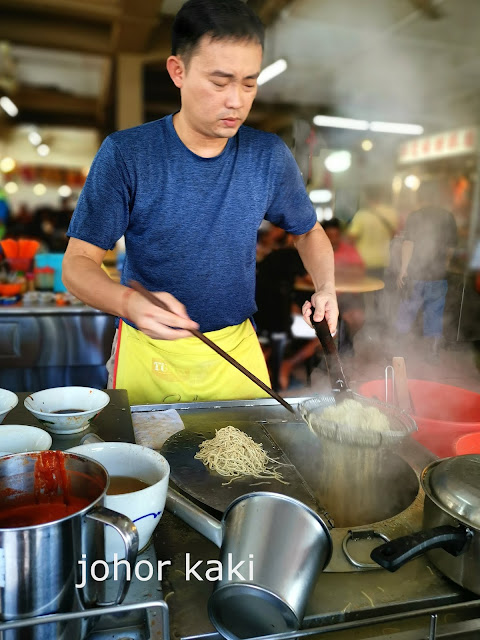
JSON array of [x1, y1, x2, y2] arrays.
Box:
[[311, 315, 350, 393]]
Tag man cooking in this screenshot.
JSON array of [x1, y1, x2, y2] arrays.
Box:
[[62, 0, 338, 405]]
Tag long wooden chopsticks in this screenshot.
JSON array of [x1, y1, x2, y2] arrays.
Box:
[[129, 281, 296, 415]]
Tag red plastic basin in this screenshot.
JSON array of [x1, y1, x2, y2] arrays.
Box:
[[455, 433, 480, 456], [357, 379, 480, 458]]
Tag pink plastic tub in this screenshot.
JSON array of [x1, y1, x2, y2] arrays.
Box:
[[357, 379, 480, 458]]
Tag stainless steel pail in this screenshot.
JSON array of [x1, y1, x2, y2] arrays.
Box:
[[166, 489, 332, 639], [0, 451, 139, 639]]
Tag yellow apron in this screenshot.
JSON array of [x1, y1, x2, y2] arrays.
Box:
[[112, 319, 271, 406]]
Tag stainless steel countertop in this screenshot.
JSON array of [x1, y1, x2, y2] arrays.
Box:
[[0, 302, 110, 315], [132, 397, 478, 640], [8, 389, 134, 449], [7, 394, 477, 639]]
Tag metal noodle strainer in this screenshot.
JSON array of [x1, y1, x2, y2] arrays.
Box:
[[300, 316, 417, 448], [299, 393, 416, 448]]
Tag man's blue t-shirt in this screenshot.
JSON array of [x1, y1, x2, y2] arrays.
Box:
[[68, 115, 316, 333]]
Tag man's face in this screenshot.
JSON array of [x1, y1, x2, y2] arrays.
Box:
[[172, 36, 262, 139]]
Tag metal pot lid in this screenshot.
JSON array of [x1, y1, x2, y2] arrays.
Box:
[[427, 454, 480, 528]]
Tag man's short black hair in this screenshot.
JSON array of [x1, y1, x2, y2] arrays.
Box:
[[321, 217, 342, 231], [172, 0, 264, 67]]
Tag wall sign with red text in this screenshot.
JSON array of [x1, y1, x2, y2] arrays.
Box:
[[398, 128, 478, 164]]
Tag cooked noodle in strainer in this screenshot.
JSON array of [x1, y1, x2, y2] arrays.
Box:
[[300, 393, 416, 448]]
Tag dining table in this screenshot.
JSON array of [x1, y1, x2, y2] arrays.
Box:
[[295, 272, 385, 295], [294, 271, 385, 353]]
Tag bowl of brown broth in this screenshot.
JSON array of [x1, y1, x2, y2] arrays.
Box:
[[24, 387, 110, 434], [68, 441, 170, 560]]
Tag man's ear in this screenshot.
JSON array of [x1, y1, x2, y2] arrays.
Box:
[[166, 55, 185, 88]]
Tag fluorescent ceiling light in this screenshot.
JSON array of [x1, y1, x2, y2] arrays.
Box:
[[0, 96, 18, 117], [370, 121, 424, 135], [0, 157, 16, 173], [37, 144, 50, 157], [313, 115, 423, 135], [58, 185, 72, 198], [257, 59, 287, 86], [4, 181, 18, 194], [33, 183, 47, 196], [324, 151, 352, 173], [404, 174, 421, 191], [28, 131, 42, 146], [313, 115, 369, 130], [309, 189, 332, 204]]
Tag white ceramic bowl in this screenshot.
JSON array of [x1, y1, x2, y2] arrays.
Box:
[[0, 389, 18, 424], [68, 442, 170, 561], [24, 387, 110, 434], [0, 424, 52, 456]]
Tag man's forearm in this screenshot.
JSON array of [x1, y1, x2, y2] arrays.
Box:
[[62, 255, 132, 319], [294, 225, 335, 291]]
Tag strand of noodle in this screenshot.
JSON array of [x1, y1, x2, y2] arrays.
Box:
[[194, 426, 289, 485]]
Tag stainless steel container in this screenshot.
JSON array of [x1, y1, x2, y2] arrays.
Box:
[[166, 488, 332, 640], [0, 451, 139, 639], [371, 454, 480, 594]]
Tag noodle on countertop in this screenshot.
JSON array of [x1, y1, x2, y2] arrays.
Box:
[[194, 425, 288, 485]]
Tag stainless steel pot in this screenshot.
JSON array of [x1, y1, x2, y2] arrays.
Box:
[[370, 454, 480, 594], [0, 451, 139, 639], [166, 488, 332, 640]]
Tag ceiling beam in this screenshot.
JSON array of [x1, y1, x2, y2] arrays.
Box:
[[0, 0, 120, 22], [110, 0, 160, 54], [14, 86, 97, 117], [142, 18, 175, 63], [247, 0, 297, 26], [0, 11, 111, 55]]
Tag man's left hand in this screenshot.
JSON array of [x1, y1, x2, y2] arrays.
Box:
[[302, 285, 339, 336]]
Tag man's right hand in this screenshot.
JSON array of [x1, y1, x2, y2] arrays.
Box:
[[125, 290, 199, 340], [62, 239, 199, 340]]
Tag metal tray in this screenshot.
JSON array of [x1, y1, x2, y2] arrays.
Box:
[[161, 420, 326, 515]]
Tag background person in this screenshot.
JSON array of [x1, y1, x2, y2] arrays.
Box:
[[62, 0, 338, 405], [347, 185, 397, 323], [279, 218, 365, 389], [255, 233, 307, 391], [348, 185, 397, 279], [322, 218, 365, 351], [395, 180, 457, 362]]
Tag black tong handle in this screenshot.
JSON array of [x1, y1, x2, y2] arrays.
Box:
[[311, 313, 350, 394]]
